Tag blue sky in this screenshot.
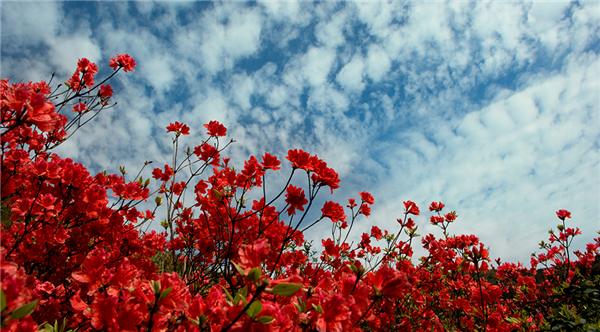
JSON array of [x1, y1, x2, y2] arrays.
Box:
[[2, 1, 599, 264]]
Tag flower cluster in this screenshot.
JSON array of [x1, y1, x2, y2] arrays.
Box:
[[1, 55, 598, 332]]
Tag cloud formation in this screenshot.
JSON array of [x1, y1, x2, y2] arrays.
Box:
[[2, 1, 598, 264]]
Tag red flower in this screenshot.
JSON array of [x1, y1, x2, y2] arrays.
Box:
[[359, 204, 371, 217], [556, 209, 571, 220], [369, 265, 411, 299], [204, 120, 227, 137], [261, 152, 281, 170], [152, 164, 174, 182], [237, 238, 271, 274], [72, 102, 87, 113], [428, 201, 445, 212], [430, 216, 444, 225], [321, 201, 346, 223], [403, 201, 420, 215], [371, 226, 383, 240], [286, 149, 312, 171], [359, 191, 374, 205], [98, 84, 113, 99], [347, 198, 357, 209], [322, 238, 341, 258], [166, 121, 190, 135], [193, 143, 220, 166], [285, 184, 308, 216], [109, 53, 136, 72], [444, 212, 457, 222], [315, 293, 352, 332], [77, 58, 98, 74], [67, 71, 82, 91]]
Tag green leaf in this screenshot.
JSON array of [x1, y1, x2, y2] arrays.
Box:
[[188, 317, 200, 327], [256, 316, 275, 324], [232, 292, 246, 306], [238, 285, 248, 299], [158, 287, 172, 301], [231, 261, 246, 277], [59, 318, 67, 332], [212, 188, 222, 199], [222, 287, 234, 303], [268, 283, 302, 297], [155, 195, 163, 206], [247, 267, 262, 282], [38, 323, 54, 332], [150, 280, 161, 295], [246, 300, 262, 319], [312, 303, 323, 314], [347, 264, 358, 274], [1, 289, 6, 312], [7, 299, 38, 321]]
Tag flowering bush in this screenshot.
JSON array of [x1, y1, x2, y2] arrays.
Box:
[[1, 55, 599, 332]]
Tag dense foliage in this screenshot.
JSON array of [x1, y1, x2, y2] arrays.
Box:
[[1, 55, 598, 332]]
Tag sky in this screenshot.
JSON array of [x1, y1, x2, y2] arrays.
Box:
[[2, 1, 599, 265]]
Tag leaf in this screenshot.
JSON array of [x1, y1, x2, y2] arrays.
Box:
[[238, 285, 248, 299], [268, 283, 302, 297], [232, 285, 248, 306], [231, 261, 246, 277], [312, 303, 323, 314], [347, 264, 358, 274], [188, 317, 200, 327], [38, 323, 54, 332], [246, 300, 262, 319], [7, 299, 38, 321], [222, 287, 233, 303], [256, 316, 275, 324], [232, 293, 245, 306], [0, 289, 6, 312], [247, 267, 262, 282], [150, 280, 161, 295], [158, 287, 172, 301]]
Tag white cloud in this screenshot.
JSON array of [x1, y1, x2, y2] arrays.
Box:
[[336, 55, 365, 93], [365, 44, 391, 83], [315, 9, 349, 48], [198, 5, 263, 76]]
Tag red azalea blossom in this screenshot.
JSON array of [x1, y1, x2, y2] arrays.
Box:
[[152, 164, 174, 182], [556, 209, 571, 220], [429, 201, 445, 212], [285, 184, 308, 216], [261, 152, 281, 170], [359, 191, 375, 205], [98, 84, 113, 99], [444, 212, 457, 222], [321, 201, 346, 223], [204, 120, 227, 137], [109, 53, 136, 72], [166, 121, 190, 135], [77, 58, 98, 74], [360, 203, 371, 217], [369, 265, 411, 299], [72, 102, 87, 113], [371, 226, 383, 240], [403, 200, 420, 215], [286, 149, 312, 171]]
